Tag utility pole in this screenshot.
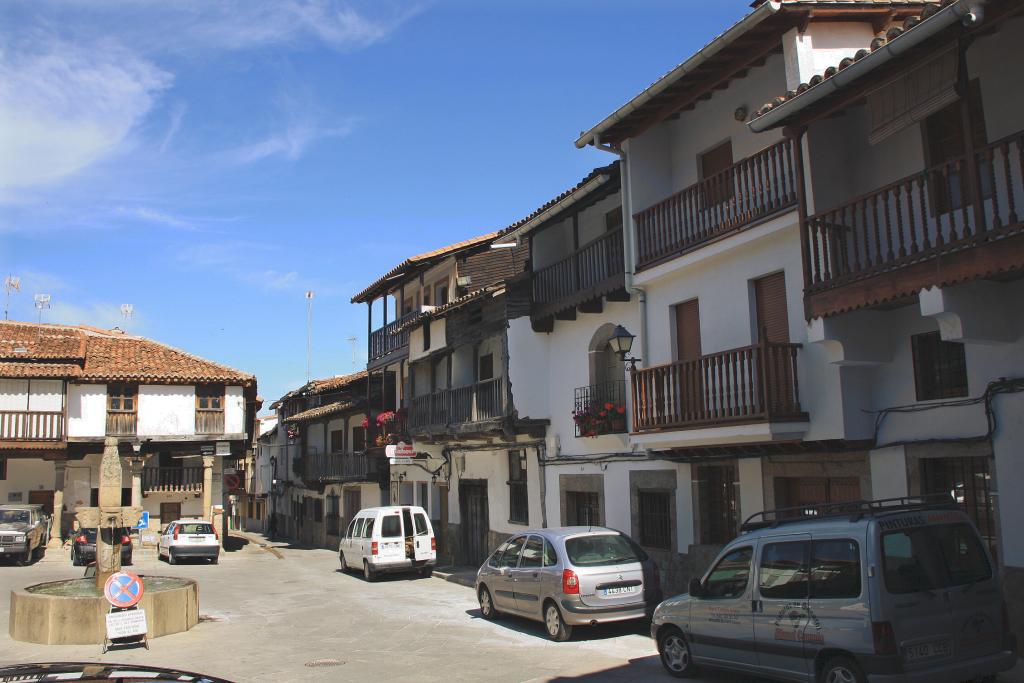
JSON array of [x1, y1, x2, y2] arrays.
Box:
[[305, 291, 315, 383]]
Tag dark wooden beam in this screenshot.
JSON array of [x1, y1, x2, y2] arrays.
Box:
[[530, 316, 554, 333], [605, 288, 631, 303], [578, 298, 603, 314], [554, 308, 577, 321]]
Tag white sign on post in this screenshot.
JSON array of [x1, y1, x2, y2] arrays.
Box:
[[106, 609, 148, 639], [386, 442, 415, 465]]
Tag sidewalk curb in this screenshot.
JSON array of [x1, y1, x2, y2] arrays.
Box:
[[230, 530, 285, 559], [432, 568, 476, 589]]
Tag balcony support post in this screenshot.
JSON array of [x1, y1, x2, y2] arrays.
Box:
[[957, 39, 988, 239], [46, 460, 66, 549], [202, 455, 214, 523]]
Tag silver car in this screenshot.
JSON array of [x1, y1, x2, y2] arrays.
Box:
[[651, 497, 1017, 682], [475, 526, 662, 641]]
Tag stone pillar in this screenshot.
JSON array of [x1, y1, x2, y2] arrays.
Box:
[[202, 455, 214, 522], [47, 461, 66, 549], [130, 459, 144, 510]]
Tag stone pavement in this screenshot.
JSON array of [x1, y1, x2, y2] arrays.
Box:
[[1, 533, 1021, 683]]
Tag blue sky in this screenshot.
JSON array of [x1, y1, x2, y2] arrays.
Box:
[[0, 0, 755, 407]]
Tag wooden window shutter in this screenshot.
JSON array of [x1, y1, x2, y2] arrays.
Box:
[[867, 47, 959, 145], [674, 299, 701, 362], [754, 272, 789, 343]]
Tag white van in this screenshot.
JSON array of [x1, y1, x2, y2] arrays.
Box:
[[338, 505, 436, 581]]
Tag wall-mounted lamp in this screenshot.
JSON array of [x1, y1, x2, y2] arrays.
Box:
[[609, 325, 642, 372]]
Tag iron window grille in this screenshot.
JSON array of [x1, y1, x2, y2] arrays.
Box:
[[696, 464, 738, 545], [508, 450, 528, 525], [912, 331, 968, 401], [638, 490, 672, 550], [566, 491, 600, 526]]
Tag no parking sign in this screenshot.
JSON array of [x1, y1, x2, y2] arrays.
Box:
[[104, 571, 145, 608]]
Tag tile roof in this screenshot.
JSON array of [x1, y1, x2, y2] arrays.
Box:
[[0, 321, 255, 386], [283, 400, 363, 424], [0, 362, 82, 379], [0, 321, 86, 360], [308, 370, 367, 395], [392, 285, 504, 334], [752, 0, 948, 122], [351, 231, 500, 304]]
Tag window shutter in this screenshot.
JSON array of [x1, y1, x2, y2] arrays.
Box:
[[867, 47, 959, 146], [754, 272, 789, 343], [674, 299, 701, 362]]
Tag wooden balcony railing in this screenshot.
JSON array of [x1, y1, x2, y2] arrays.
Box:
[[409, 377, 506, 430], [304, 452, 387, 484], [195, 410, 225, 435], [635, 139, 798, 270], [369, 310, 420, 362], [533, 228, 625, 314], [805, 130, 1024, 300], [143, 467, 204, 493], [105, 412, 137, 437], [0, 410, 63, 441], [632, 341, 805, 432]]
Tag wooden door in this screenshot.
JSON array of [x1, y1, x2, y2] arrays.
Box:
[[674, 300, 703, 420], [159, 502, 181, 529], [458, 480, 489, 566], [674, 299, 702, 361], [28, 490, 53, 516], [754, 272, 789, 343], [700, 140, 735, 206]]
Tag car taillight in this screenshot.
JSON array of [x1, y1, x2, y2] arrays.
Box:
[[173, 527, 180, 540], [562, 569, 580, 595], [872, 621, 897, 656], [75, 535, 86, 544], [371, 541, 379, 556], [430, 537, 436, 551], [121, 535, 131, 545]]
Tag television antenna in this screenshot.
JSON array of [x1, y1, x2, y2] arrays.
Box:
[[120, 304, 134, 331], [346, 336, 358, 373], [305, 291, 315, 383], [33, 293, 51, 324], [3, 275, 20, 320]]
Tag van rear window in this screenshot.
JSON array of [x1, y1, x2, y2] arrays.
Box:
[[380, 514, 402, 538], [882, 522, 990, 595], [565, 534, 645, 568]]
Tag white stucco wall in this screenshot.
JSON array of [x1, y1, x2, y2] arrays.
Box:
[[782, 22, 877, 91], [66, 384, 106, 437], [0, 459, 54, 505], [137, 385, 195, 437]]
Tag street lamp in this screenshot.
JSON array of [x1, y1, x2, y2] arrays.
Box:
[[609, 325, 642, 371]]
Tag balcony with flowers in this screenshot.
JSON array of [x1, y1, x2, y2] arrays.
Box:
[[572, 381, 628, 438]]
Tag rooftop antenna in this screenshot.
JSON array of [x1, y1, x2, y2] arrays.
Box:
[[346, 336, 358, 373], [120, 303, 134, 332], [3, 275, 20, 320], [33, 293, 51, 324], [305, 291, 315, 383]]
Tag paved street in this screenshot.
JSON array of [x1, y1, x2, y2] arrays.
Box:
[[0, 535, 1021, 683]]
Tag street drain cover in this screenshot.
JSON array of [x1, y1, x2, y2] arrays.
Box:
[[305, 659, 344, 668]]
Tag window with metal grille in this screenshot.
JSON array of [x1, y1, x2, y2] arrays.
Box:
[[566, 491, 600, 526], [508, 450, 528, 525], [326, 494, 340, 535], [696, 464, 738, 545], [921, 455, 996, 558], [638, 490, 672, 550], [313, 498, 323, 523], [912, 331, 968, 400]]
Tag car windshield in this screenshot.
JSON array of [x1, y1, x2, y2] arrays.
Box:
[[565, 534, 644, 567], [0, 511, 30, 524], [882, 522, 991, 595], [178, 523, 214, 535]]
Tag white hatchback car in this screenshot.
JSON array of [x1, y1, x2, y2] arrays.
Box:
[[159, 519, 220, 565]]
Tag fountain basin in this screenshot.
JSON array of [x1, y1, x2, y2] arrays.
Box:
[[9, 576, 199, 645]]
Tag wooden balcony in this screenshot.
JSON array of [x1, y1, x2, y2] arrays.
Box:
[[804, 130, 1024, 319], [195, 410, 225, 435], [105, 412, 137, 437], [635, 139, 798, 271], [533, 228, 625, 319], [369, 310, 420, 363], [632, 341, 806, 433], [409, 377, 506, 432], [304, 452, 387, 484], [0, 411, 63, 441], [143, 466, 204, 493]]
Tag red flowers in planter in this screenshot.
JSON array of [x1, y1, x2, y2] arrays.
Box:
[[572, 402, 628, 437]]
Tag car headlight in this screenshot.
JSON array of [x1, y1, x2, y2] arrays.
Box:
[[13, 534, 25, 541]]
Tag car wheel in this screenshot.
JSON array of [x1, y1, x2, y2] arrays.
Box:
[[339, 552, 348, 572], [419, 566, 433, 579], [167, 550, 177, 565], [71, 548, 81, 567], [658, 627, 697, 678], [16, 550, 30, 567], [363, 561, 376, 582], [544, 601, 573, 642], [478, 586, 497, 620], [820, 655, 866, 683], [210, 556, 219, 565]]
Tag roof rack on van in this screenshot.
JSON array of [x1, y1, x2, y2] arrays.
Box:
[[739, 495, 958, 533]]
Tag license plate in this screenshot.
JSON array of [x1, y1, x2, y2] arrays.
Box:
[[905, 639, 951, 662], [189, 536, 206, 542], [602, 586, 635, 596], [0, 547, 5, 553]]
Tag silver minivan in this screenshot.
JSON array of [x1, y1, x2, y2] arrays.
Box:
[[475, 526, 662, 641], [652, 497, 1017, 682]]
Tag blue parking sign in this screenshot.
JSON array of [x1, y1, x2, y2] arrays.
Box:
[[134, 511, 150, 530]]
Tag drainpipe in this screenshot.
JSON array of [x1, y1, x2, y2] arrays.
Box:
[[594, 135, 649, 366]]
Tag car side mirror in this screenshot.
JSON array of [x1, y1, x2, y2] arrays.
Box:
[[688, 577, 704, 598]]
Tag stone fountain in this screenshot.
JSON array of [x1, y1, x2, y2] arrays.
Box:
[[9, 437, 200, 645]]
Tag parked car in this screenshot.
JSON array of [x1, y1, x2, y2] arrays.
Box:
[[158, 519, 220, 564], [71, 527, 133, 566], [474, 527, 662, 642], [338, 505, 436, 581], [651, 497, 1017, 683], [0, 504, 50, 565]]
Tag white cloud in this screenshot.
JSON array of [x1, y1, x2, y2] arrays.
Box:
[[114, 205, 197, 230], [0, 36, 172, 192], [157, 101, 187, 155], [222, 120, 354, 165]]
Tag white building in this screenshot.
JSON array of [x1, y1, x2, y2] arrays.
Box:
[[0, 321, 258, 542]]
